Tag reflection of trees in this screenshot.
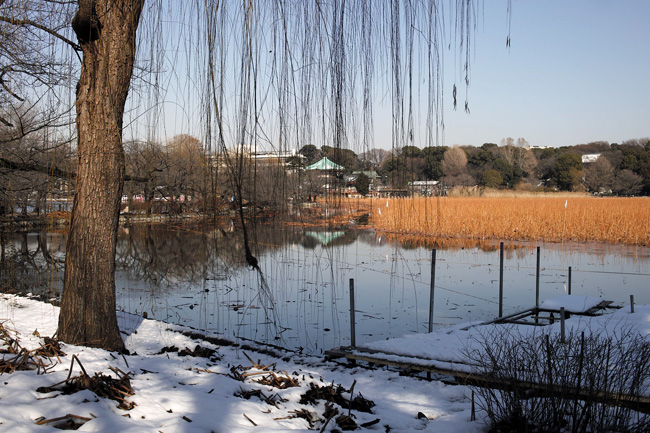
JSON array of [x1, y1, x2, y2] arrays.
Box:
[[116, 225, 212, 286], [0, 223, 363, 296], [114, 223, 333, 287], [0, 232, 64, 293]]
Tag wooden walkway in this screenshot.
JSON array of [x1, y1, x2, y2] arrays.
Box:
[[325, 345, 479, 379], [481, 299, 615, 327], [325, 344, 650, 413], [325, 301, 650, 413]]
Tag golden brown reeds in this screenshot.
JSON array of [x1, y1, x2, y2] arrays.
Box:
[[368, 196, 650, 246]]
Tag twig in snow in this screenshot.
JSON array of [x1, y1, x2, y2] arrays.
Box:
[[348, 379, 357, 416], [243, 413, 257, 426]]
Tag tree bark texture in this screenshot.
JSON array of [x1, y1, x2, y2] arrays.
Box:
[[58, 0, 145, 351]]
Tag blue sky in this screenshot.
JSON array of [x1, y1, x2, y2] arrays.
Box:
[[138, 1, 649, 151], [437, 0, 650, 148]]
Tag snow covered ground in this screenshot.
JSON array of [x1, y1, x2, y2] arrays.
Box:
[[360, 295, 650, 370], [0, 294, 482, 432], [1, 294, 648, 432]]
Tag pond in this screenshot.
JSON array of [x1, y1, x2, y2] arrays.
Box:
[[3, 223, 650, 354]]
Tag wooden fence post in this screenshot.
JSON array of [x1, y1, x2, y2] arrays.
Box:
[[499, 242, 504, 318], [428, 249, 436, 333], [349, 278, 356, 348]]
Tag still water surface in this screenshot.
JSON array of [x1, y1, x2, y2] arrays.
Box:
[[7, 224, 650, 353]]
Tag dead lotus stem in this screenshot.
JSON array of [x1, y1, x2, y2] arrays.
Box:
[[243, 351, 273, 370], [243, 413, 257, 426], [242, 371, 270, 378], [243, 352, 258, 367], [282, 370, 297, 386], [35, 414, 92, 425]]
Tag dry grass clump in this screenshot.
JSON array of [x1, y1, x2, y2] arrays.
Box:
[[45, 211, 71, 220], [0, 322, 64, 374], [369, 197, 650, 246]]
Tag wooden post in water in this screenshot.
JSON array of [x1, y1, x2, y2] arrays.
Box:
[[471, 390, 476, 421], [349, 278, 356, 348], [499, 242, 504, 318], [568, 266, 572, 295], [536, 246, 541, 307], [560, 307, 566, 343], [428, 249, 437, 333], [427, 250, 437, 381], [631, 295, 635, 313]]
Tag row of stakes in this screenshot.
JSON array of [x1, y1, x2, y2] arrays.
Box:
[[347, 242, 637, 348]]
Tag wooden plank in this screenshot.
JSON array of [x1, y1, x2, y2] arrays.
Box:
[[537, 300, 614, 316], [327, 346, 476, 369], [325, 347, 650, 413], [502, 320, 546, 326], [481, 308, 536, 325]]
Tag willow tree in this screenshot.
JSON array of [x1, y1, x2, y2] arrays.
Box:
[[2, 0, 502, 351], [55, 0, 145, 351]]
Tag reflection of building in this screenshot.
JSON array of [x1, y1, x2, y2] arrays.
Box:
[[305, 231, 346, 245]]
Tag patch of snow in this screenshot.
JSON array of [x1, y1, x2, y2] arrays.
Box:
[[538, 295, 604, 313], [3, 293, 648, 432], [0, 294, 482, 432]]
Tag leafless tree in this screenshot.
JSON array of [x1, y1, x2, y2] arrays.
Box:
[[0, 102, 73, 215], [613, 169, 643, 196], [154, 134, 207, 213], [499, 144, 538, 180], [442, 146, 474, 187], [359, 148, 390, 169], [584, 157, 614, 194], [442, 146, 468, 176], [124, 139, 165, 214]]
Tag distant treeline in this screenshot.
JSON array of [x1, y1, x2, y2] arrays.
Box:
[[295, 138, 650, 195], [1, 131, 648, 219]]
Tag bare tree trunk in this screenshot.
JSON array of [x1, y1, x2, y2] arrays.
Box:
[[58, 0, 144, 351], [144, 181, 153, 216]]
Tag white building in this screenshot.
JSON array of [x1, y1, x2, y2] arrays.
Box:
[[581, 154, 601, 163]]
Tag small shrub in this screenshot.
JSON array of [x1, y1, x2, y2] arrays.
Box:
[[464, 325, 650, 433]]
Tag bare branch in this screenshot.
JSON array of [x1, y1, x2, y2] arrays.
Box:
[[0, 115, 13, 127], [0, 15, 81, 51], [1, 70, 26, 101], [0, 157, 151, 183]]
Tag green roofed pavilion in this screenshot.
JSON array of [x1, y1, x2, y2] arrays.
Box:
[[305, 157, 344, 171]]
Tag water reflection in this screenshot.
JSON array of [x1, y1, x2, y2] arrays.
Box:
[[2, 223, 650, 353], [0, 232, 65, 295]]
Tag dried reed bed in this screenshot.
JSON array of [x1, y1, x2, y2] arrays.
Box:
[[368, 197, 650, 246]]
